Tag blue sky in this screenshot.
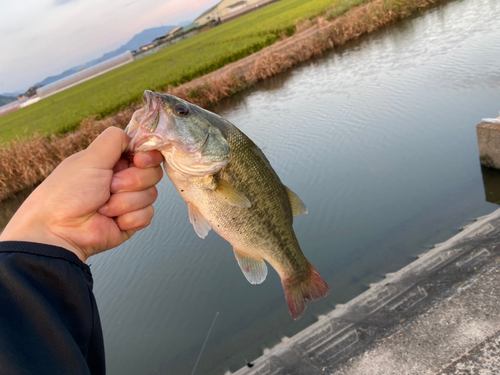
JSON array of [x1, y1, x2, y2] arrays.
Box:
[[0, 0, 220, 95]]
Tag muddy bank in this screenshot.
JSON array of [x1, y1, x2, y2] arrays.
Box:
[[0, 0, 445, 202]]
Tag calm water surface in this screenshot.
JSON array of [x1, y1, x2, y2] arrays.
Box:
[[5, 0, 500, 374]]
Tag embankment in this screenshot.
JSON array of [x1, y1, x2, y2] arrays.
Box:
[[0, 0, 445, 202]]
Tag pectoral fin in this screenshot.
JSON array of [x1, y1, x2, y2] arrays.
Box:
[[285, 186, 308, 217], [233, 248, 268, 284], [215, 180, 251, 208], [187, 202, 211, 239]]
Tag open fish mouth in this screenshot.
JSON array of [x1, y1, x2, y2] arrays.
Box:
[[125, 91, 172, 154]]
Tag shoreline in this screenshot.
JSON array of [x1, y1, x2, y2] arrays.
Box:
[[0, 0, 447, 203]]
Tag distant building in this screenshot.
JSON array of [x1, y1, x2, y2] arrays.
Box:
[[227, 1, 247, 14], [167, 26, 184, 38], [195, 0, 279, 26], [140, 43, 155, 51], [195, 3, 220, 26]]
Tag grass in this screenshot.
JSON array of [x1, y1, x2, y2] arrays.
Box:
[[0, 0, 368, 144]]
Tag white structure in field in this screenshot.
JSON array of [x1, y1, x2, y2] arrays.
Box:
[[195, 0, 278, 26], [36, 51, 134, 99]]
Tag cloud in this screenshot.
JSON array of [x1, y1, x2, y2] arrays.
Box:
[[54, 0, 78, 6]]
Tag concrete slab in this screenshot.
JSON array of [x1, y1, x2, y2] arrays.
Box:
[[229, 209, 500, 375], [477, 120, 500, 169], [438, 329, 500, 374]]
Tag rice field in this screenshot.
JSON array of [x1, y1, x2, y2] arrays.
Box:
[[0, 0, 369, 144]]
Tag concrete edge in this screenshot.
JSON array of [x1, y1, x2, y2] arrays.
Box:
[[228, 208, 500, 375]]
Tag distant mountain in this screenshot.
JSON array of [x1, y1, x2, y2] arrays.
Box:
[[85, 25, 176, 64], [1, 91, 24, 97], [0, 95, 16, 106], [36, 25, 177, 88]]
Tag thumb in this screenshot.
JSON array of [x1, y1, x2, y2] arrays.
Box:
[[83, 127, 130, 170]]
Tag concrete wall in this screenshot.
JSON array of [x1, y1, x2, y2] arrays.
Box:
[[220, 0, 280, 23], [477, 119, 500, 169], [196, 0, 278, 25]]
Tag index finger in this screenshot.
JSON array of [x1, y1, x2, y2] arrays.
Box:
[[133, 150, 163, 169], [111, 165, 163, 193]]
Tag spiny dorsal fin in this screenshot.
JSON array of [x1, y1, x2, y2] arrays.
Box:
[[285, 186, 308, 217], [233, 248, 267, 284], [215, 180, 251, 208], [187, 202, 211, 239]]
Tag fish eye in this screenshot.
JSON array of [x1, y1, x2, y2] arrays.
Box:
[[174, 104, 189, 116]]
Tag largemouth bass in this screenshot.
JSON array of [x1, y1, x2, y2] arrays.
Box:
[[125, 90, 328, 319]]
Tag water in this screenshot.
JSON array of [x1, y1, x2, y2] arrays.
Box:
[[3, 0, 500, 373]]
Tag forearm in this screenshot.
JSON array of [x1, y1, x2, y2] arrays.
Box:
[[0, 241, 105, 375]]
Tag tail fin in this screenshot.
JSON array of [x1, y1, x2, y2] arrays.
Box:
[[282, 263, 329, 320]]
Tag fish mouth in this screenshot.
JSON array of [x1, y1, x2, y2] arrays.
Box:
[[125, 90, 170, 154], [125, 90, 212, 156]]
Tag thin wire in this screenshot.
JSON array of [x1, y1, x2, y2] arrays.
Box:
[[191, 311, 220, 375]]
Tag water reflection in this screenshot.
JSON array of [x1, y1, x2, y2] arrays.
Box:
[[481, 166, 500, 205]]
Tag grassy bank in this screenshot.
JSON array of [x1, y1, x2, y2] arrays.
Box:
[[0, 0, 444, 201], [0, 0, 367, 144]]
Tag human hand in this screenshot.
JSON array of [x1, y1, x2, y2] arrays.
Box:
[[0, 127, 163, 262]]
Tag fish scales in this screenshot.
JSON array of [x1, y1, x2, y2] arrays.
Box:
[[125, 90, 329, 319], [207, 122, 306, 278]]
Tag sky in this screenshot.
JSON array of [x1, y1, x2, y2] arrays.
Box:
[[0, 0, 220, 95]]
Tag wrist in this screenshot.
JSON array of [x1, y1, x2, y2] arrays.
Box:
[[0, 199, 88, 263]]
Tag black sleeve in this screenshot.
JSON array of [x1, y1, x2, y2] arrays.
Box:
[[0, 241, 105, 375]]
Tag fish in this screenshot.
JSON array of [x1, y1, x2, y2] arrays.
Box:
[[125, 90, 329, 319]]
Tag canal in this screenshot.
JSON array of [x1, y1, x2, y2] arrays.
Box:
[[2, 0, 500, 374]]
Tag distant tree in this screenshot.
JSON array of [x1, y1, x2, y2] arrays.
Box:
[[0, 95, 16, 106]]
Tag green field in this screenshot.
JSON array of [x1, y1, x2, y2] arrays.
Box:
[[0, 0, 364, 144]]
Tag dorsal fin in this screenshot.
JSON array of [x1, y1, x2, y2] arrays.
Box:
[[214, 180, 251, 208], [187, 202, 211, 239], [233, 248, 267, 284], [285, 186, 308, 217]]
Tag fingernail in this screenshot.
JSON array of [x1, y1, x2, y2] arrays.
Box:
[[98, 204, 109, 215], [111, 177, 123, 192], [142, 153, 153, 167]]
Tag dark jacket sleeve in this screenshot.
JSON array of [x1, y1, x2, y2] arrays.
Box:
[[0, 241, 105, 375]]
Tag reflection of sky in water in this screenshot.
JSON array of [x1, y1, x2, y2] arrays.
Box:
[[37, 1, 500, 374]]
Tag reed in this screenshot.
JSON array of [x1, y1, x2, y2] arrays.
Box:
[[0, 0, 445, 202], [0, 108, 135, 202]]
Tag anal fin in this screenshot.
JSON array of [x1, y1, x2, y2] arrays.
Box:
[[187, 202, 211, 239], [234, 248, 267, 284]]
